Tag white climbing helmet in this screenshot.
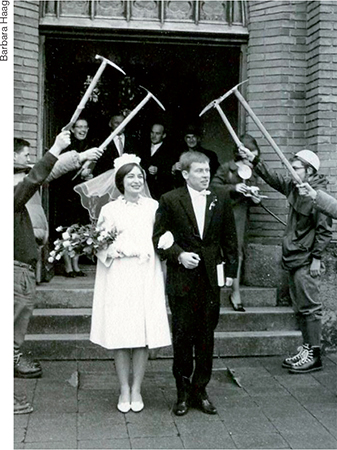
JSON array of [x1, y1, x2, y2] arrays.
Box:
[[294, 150, 320, 172]]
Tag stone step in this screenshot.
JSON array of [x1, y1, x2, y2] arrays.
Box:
[[27, 307, 298, 334], [221, 287, 277, 307], [214, 330, 302, 357], [30, 274, 294, 359], [23, 330, 302, 359], [36, 285, 278, 308]]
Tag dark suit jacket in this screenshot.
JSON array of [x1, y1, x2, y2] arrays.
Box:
[[93, 134, 139, 176], [153, 185, 238, 296], [139, 140, 176, 200]]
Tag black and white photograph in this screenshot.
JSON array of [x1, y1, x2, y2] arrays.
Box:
[[8, 1, 337, 449]]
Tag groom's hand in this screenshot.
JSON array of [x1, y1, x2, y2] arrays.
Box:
[[178, 252, 200, 269]]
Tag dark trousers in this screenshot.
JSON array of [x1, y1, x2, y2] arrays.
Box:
[[168, 265, 220, 397], [288, 264, 322, 347]]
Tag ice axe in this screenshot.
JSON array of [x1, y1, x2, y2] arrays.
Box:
[[200, 82, 247, 150], [72, 86, 165, 180], [200, 82, 254, 181], [62, 55, 126, 132], [199, 80, 248, 119], [200, 85, 287, 225], [203, 80, 302, 184], [97, 86, 165, 152]]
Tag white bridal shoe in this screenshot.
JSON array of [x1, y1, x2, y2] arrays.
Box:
[[131, 394, 144, 412], [117, 396, 131, 413], [131, 400, 144, 412]]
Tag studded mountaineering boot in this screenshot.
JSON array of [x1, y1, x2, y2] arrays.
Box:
[[14, 395, 34, 415], [282, 344, 310, 368], [14, 352, 42, 378], [288, 346, 323, 374]]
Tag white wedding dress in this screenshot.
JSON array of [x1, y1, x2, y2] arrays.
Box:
[[90, 196, 171, 350]]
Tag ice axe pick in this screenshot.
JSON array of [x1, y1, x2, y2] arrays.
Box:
[[199, 83, 247, 150], [62, 55, 126, 132], [199, 80, 248, 118]]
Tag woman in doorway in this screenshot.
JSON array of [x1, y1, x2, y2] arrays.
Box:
[[211, 134, 261, 311], [76, 154, 171, 413], [52, 118, 96, 277]]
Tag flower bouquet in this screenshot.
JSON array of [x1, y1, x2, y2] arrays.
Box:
[[48, 223, 118, 263]]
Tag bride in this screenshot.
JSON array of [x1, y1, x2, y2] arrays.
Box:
[[75, 154, 171, 413]]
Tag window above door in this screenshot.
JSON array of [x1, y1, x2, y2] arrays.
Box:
[[40, 1, 248, 35]]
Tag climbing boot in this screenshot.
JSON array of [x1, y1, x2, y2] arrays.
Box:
[[288, 346, 322, 374], [282, 344, 309, 368]]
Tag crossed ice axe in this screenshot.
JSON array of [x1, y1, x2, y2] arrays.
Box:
[[62, 55, 126, 132], [96, 86, 165, 153], [65, 54, 165, 180], [72, 85, 165, 180], [200, 80, 302, 184]]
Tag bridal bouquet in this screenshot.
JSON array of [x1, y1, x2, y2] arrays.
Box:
[[48, 223, 118, 263]]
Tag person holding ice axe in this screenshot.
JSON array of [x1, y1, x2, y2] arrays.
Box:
[[200, 80, 332, 373], [239, 144, 332, 373], [211, 134, 263, 312]]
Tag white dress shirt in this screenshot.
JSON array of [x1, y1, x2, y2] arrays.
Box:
[[150, 142, 163, 157], [187, 185, 208, 238]]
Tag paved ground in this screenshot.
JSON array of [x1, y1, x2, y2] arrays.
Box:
[[14, 353, 337, 449]]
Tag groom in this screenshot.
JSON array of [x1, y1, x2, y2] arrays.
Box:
[[153, 151, 238, 416]]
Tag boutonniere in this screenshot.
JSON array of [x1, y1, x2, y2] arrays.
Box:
[[209, 196, 218, 210]]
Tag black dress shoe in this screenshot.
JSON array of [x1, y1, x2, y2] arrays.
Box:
[[173, 400, 189, 416], [64, 271, 76, 278], [229, 295, 245, 312], [74, 270, 87, 277], [193, 396, 217, 415]]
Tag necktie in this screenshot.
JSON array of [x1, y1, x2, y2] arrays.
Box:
[[117, 135, 123, 155]]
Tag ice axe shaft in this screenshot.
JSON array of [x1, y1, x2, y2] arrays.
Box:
[[260, 203, 287, 226], [62, 55, 126, 132], [233, 89, 302, 184], [200, 89, 243, 149], [98, 94, 151, 151], [98, 87, 165, 152], [199, 81, 248, 147], [214, 104, 243, 148]]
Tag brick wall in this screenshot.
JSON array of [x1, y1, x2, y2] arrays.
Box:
[[13, 1, 336, 239], [14, 0, 40, 159], [306, 1, 337, 197], [246, 0, 337, 244]]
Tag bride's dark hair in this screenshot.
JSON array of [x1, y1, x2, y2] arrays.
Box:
[[115, 163, 144, 194]]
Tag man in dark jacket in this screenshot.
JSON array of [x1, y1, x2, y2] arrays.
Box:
[[138, 122, 176, 200], [239, 142, 332, 374], [14, 130, 71, 385], [153, 151, 238, 416], [172, 124, 220, 188]]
